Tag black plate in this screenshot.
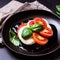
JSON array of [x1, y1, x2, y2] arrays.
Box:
[[2, 10, 60, 56]]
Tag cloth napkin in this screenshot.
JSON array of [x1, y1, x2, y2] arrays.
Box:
[[0, 0, 52, 45]]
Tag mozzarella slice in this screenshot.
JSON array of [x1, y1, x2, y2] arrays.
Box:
[[18, 26, 35, 45], [27, 20, 33, 27], [42, 18, 51, 29]]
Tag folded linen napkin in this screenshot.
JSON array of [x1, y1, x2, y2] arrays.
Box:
[[0, 0, 52, 45]]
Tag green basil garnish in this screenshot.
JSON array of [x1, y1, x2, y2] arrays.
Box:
[[9, 29, 21, 46], [29, 24, 43, 32], [21, 28, 32, 39]]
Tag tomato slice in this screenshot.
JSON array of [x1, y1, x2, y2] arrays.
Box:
[[18, 23, 27, 31], [40, 27, 53, 38], [32, 33, 48, 45], [33, 17, 47, 28], [29, 20, 35, 26]]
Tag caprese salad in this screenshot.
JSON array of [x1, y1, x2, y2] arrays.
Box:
[[9, 17, 53, 46], [17, 17, 53, 46]]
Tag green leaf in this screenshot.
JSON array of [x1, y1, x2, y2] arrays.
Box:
[[9, 29, 16, 38], [9, 29, 21, 46], [56, 5, 60, 13], [22, 28, 32, 39], [29, 24, 43, 32], [56, 11, 60, 16]]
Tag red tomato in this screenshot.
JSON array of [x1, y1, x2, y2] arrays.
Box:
[[33, 17, 47, 28], [18, 23, 27, 31], [29, 20, 35, 26], [32, 33, 48, 45], [40, 27, 53, 38]]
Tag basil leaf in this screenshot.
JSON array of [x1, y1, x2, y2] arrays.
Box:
[[9, 29, 21, 46], [56, 5, 60, 13], [32, 24, 42, 28], [22, 28, 32, 39], [9, 29, 16, 37], [56, 11, 60, 16], [29, 24, 43, 32]]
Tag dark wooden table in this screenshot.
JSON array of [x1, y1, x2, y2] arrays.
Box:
[[0, 0, 60, 60]]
